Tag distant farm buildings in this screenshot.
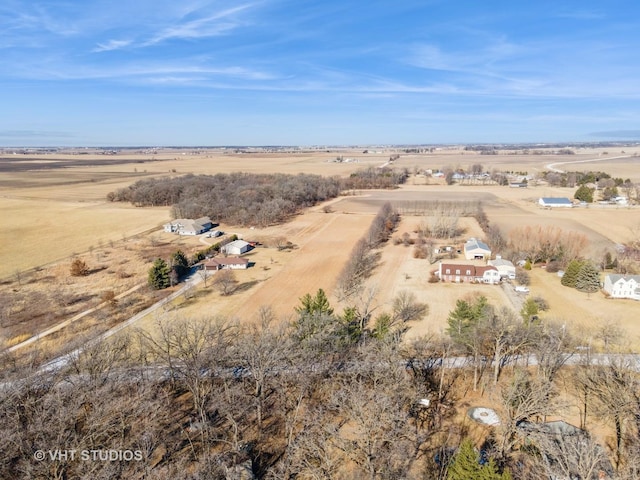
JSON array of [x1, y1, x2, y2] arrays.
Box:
[[538, 197, 573, 208], [163, 216, 213, 235]]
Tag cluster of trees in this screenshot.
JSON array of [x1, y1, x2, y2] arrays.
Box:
[[545, 169, 635, 198], [336, 202, 400, 300], [343, 166, 408, 190], [108, 169, 408, 227], [148, 250, 191, 289], [444, 294, 640, 478], [561, 260, 601, 293], [507, 225, 588, 266], [2, 286, 640, 478], [108, 172, 342, 227]]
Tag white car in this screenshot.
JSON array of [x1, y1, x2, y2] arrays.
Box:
[[514, 286, 530, 293]]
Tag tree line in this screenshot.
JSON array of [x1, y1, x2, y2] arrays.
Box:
[[107, 168, 407, 227]]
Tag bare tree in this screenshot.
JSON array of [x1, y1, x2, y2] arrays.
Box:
[[496, 369, 553, 459], [213, 269, 238, 295], [392, 290, 428, 324], [234, 309, 292, 434], [521, 422, 611, 480]]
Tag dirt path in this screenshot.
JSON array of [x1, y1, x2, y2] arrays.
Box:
[[6, 283, 144, 353]]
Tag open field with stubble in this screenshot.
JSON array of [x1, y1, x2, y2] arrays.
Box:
[[2, 145, 640, 351]]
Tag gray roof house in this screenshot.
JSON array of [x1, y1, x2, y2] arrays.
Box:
[[163, 216, 213, 235], [488, 256, 516, 278]]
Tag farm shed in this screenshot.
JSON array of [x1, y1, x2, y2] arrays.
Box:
[[538, 197, 573, 208], [221, 240, 252, 256], [464, 238, 491, 260]]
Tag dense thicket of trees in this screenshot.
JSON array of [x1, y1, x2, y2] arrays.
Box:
[[1, 289, 639, 479], [107, 169, 407, 227]]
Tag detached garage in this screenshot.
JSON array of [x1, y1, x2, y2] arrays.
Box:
[[221, 240, 252, 256]]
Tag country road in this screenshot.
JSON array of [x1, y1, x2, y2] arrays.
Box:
[[545, 154, 631, 173]]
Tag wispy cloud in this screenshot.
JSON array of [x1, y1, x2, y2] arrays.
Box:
[[143, 4, 254, 46], [92, 39, 132, 53]]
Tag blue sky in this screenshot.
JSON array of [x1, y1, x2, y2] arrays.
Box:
[[2, 0, 640, 146]]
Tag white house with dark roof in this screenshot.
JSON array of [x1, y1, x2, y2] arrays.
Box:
[[464, 238, 491, 260], [603, 274, 640, 300], [538, 197, 573, 208], [163, 216, 213, 235]]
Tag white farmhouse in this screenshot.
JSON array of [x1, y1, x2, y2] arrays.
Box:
[[221, 240, 252, 256], [488, 256, 516, 279], [464, 238, 491, 260], [163, 216, 213, 235], [603, 274, 640, 300]]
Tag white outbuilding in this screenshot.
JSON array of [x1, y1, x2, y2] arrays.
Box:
[[221, 240, 252, 256], [464, 238, 491, 260]]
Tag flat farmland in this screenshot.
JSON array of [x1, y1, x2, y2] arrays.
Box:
[[2, 146, 639, 348], [0, 197, 169, 276]]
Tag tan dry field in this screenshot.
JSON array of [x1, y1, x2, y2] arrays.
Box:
[[2, 146, 639, 347]]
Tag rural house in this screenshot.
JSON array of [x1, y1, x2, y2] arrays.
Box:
[[464, 238, 491, 260], [488, 256, 516, 279], [203, 257, 249, 270], [538, 197, 573, 208], [603, 274, 640, 300], [221, 239, 252, 256], [163, 216, 213, 235], [438, 262, 501, 284]]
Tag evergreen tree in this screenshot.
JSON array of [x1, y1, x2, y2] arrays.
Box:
[[447, 438, 511, 480], [446, 296, 488, 345], [520, 298, 539, 323], [171, 249, 190, 278], [561, 259, 584, 288], [575, 262, 601, 293], [148, 258, 171, 290], [574, 185, 594, 203], [295, 288, 334, 316]]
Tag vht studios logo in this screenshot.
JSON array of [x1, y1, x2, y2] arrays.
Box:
[[34, 449, 143, 462]]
